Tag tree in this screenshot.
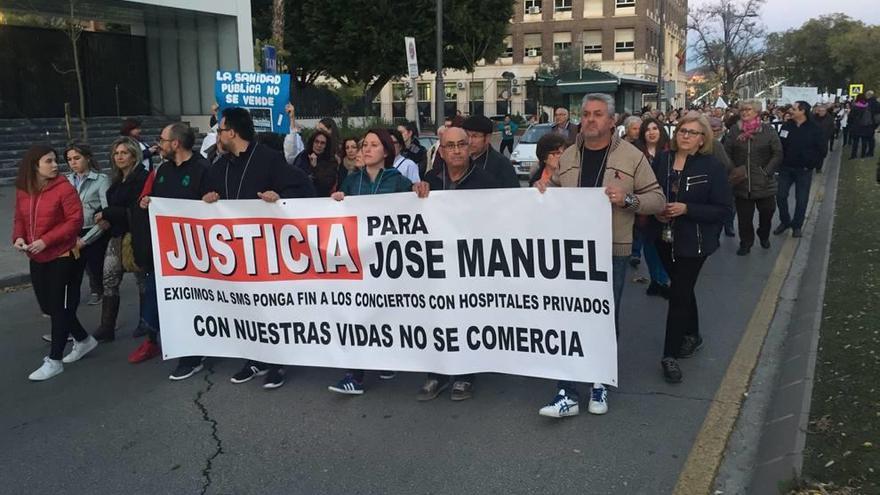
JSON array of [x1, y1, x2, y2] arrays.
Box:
[[251, 0, 514, 103], [689, 0, 766, 98], [764, 14, 860, 92], [827, 23, 880, 91]]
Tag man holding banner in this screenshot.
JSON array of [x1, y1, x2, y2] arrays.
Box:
[[536, 93, 665, 417], [190, 107, 315, 387]]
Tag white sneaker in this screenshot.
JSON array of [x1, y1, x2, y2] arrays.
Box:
[[588, 385, 608, 415], [62, 336, 98, 363], [29, 357, 64, 381], [539, 389, 580, 418]]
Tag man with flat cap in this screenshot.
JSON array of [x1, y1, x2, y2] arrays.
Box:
[[462, 115, 520, 188]]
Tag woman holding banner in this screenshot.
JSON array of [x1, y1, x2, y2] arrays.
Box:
[[327, 128, 427, 395]]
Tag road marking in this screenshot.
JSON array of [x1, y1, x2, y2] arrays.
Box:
[[673, 171, 827, 495]]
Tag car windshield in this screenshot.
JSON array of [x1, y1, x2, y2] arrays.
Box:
[[519, 126, 551, 144]]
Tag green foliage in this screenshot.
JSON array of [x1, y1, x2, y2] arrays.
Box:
[[251, 0, 515, 100], [764, 14, 869, 91]]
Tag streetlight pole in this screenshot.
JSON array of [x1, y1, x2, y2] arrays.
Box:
[[657, 0, 666, 111], [435, 0, 445, 128]]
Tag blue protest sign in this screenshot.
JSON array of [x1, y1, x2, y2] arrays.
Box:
[[215, 71, 290, 133], [262, 45, 277, 74]]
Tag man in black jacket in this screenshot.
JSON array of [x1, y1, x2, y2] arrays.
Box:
[[398, 121, 428, 178], [131, 122, 209, 367], [461, 115, 520, 188], [196, 107, 316, 388], [774, 101, 825, 238], [813, 105, 836, 157]]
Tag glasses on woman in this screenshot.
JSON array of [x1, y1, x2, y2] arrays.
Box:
[[677, 129, 704, 137]]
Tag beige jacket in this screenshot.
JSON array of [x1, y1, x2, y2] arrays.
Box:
[[550, 133, 666, 256]]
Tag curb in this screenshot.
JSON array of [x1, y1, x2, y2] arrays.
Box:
[[0, 272, 30, 289], [674, 149, 839, 495]]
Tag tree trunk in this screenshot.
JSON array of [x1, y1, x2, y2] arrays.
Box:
[[272, 0, 285, 51], [71, 28, 87, 141]]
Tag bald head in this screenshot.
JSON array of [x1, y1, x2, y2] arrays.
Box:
[[440, 127, 469, 171]]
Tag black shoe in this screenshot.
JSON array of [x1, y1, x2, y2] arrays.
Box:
[[678, 335, 704, 359], [792, 228, 803, 238], [263, 367, 286, 390], [773, 224, 790, 236], [450, 380, 473, 401], [417, 378, 449, 401], [629, 256, 641, 269], [658, 284, 671, 300], [760, 238, 771, 249], [736, 246, 750, 256], [230, 363, 269, 384], [661, 358, 682, 383], [646, 281, 661, 296], [169, 363, 204, 381]]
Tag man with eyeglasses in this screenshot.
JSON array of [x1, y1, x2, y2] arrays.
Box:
[[535, 93, 665, 418], [176, 107, 315, 387], [551, 106, 580, 145], [461, 115, 520, 188], [418, 126, 500, 401]]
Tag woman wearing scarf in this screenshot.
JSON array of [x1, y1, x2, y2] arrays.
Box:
[[723, 99, 783, 256], [849, 94, 875, 160]]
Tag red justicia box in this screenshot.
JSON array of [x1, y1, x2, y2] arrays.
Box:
[[154, 215, 363, 281]]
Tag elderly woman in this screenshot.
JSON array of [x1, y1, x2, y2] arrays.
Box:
[[651, 112, 733, 383], [723, 99, 783, 256], [622, 115, 643, 143]]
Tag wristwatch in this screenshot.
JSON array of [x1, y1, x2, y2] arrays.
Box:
[[623, 193, 639, 211]]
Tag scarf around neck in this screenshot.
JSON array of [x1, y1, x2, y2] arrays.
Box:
[[738, 117, 762, 142]]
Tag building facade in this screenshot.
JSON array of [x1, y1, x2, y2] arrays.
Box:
[[376, 0, 687, 123]]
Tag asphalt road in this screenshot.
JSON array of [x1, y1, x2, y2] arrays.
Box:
[[0, 220, 785, 494]]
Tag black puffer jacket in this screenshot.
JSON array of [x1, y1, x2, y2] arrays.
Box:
[[724, 122, 782, 200], [649, 151, 733, 258]]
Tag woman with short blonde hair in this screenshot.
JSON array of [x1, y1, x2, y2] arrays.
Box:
[[670, 112, 714, 155]]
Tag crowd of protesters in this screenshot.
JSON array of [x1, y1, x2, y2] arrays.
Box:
[[10, 88, 875, 419]]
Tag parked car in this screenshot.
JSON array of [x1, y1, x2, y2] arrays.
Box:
[[510, 123, 552, 179], [417, 134, 438, 151]]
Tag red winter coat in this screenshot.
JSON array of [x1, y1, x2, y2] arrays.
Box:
[[12, 175, 83, 263]]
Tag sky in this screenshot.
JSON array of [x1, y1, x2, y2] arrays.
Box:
[[687, 0, 880, 33]]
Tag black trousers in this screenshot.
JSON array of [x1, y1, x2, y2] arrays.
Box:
[[80, 229, 109, 295], [31, 256, 89, 360], [735, 196, 775, 248], [499, 140, 514, 156], [656, 242, 706, 359]]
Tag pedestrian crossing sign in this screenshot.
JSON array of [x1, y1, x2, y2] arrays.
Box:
[[849, 84, 863, 97]]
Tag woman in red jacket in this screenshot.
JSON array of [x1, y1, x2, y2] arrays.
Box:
[[13, 145, 98, 381]]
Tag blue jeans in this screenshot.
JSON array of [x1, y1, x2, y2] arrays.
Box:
[[557, 256, 628, 397], [643, 242, 669, 286], [776, 167, 812, 229], [631, 229, 643, 258]]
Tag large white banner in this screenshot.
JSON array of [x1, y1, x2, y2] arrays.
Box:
[[149, 189, 618, 385]]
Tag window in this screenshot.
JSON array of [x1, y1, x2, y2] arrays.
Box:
[[554, 0, 572, 12], [392, 83, 407, 102], [524, 33, 542, 58], [444, 82, 458, 100], [584, 0, 602, 17], [469, 81, 484, 116], [553, 32, 572, 58], [524, 0, 542, 14], [502, 36, 513, 58], [615, 28, 635, 54], [417, 82, 432, 102], [496, 80, 512, 116], [616, 0, 635, 7], [582, 31, 602, 55]]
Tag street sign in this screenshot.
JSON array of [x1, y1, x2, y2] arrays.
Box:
[[849, 84, 863, 97], [262, 45, 277, 74], [404, 37, 419, 79]]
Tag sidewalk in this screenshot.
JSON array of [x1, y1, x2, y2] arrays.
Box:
[[0, 185, 29, 287]]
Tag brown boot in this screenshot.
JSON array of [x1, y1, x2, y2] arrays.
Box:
[[94, 295, 119, 342]]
